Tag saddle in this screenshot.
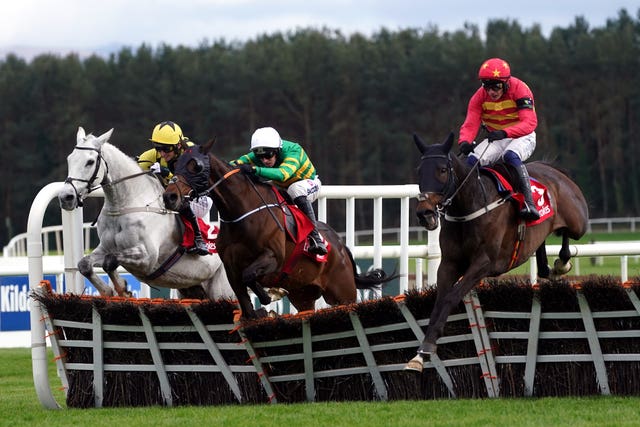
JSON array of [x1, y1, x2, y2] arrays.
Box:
[[481, 163, 553, 226], [272, 189, 330, 273]]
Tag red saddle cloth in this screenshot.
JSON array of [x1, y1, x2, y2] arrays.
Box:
[[483, 167, 554, 226], [272, 189, 330, 273], [180, 217, 218, 254]]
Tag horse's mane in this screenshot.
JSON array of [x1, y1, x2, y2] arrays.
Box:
[[113, 144, 140, 165], [84, 137, 158, 185]]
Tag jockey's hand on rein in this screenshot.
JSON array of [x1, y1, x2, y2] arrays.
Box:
[[459, 141, 475, 155], [238, 164, 256, 175], [150, 162, 171, 177], [487, 130, 507, 142]]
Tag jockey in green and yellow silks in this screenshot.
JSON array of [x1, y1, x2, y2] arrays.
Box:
[[231, 127, 327, 255]]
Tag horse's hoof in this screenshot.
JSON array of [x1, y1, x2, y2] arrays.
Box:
[[268, 310, 278, 319], [268, 287, 288, 302], [550, 259, 572, 279], [404, 355, 424, 373]]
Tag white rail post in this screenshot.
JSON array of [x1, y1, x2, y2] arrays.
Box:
[[621, 255, 628, 283], [345, 197, 355, 249], [28, 182, 64, 409], [426, 227, 440, 287], [61, 208, 85, 294], [373, 196, 383, 298], [399, 196, 410, 293]]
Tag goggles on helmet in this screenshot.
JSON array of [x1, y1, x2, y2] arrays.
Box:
[[154, 144, 175, 153], [481, 80, 505, 91], [253, 148, 278, 159]]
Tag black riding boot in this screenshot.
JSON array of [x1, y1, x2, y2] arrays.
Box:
[[180, 206, 209, 256], [294, 196, 328, 255], [516, 164, 540, 221]]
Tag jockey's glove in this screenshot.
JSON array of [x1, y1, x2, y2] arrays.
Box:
[[150, 162, 170, 177], [487, 130, 507, 142], [459, 141, 475, 155], [238, 164, 256, 175]]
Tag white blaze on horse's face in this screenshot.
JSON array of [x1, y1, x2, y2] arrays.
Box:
[[416, 192, 442, 231], [58, 127, 113, 211]]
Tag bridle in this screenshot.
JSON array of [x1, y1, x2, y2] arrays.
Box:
[[170, 167, 283, 229], [418, 151, 501, 221], [64, 145, 153, 207], [417, 153, 458, 215]]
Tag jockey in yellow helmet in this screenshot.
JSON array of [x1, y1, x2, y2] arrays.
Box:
[[137, 121, 210, 255]]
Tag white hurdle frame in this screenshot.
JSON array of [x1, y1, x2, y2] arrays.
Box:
[[26, 182, 640, 408]]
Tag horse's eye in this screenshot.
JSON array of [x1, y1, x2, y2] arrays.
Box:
[[416, 193, 428, 202], [439, 167, 448, 174], [86, 160, 95, 167], [168, 176, 178, 184]]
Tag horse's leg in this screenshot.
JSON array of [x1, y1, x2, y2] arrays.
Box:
[[242, 251, 279, 306], [103, 253, 131, 297], [225, 267, 257, 319], [109, 245, 151, 270], [535, 244, 550, 279], [407, 256, 490, 372], [77, 249, 115, 296], [287, 286, 322, 312], [201, 262, 235, 300], [550, 230, 572, 278]]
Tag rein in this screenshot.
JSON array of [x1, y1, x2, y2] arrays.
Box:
[[421, 144, 505, 222], [65, 144, 158, 208], [181, 167, 285, 231]]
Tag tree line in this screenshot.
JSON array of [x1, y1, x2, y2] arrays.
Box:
[[0, 8, 639, 246]]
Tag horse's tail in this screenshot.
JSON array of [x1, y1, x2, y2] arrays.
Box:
[[343, 245, 399, 291]]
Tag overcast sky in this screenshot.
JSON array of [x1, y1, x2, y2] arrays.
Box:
[[1, 1, 637, 59]]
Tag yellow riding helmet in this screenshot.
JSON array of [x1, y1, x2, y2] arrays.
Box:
[[149, 121, 184, 145]]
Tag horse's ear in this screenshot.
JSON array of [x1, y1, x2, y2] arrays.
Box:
[[77, 127, 86, 142], [96, 128, 114, 146], [413, 133, 428, 154], [443, 132, 454, 153], [202, 137, 216, 154]]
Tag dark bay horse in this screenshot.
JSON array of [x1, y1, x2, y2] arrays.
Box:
[[405, 133, 588, 372], [162, 139, 396, 318]]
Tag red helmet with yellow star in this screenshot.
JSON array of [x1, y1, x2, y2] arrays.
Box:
[[478, 58, 511, 81]]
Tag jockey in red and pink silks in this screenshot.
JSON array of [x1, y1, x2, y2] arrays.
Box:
[[458, 57, 540, 221]]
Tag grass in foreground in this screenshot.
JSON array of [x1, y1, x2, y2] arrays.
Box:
[[2, 348, 640, 427]]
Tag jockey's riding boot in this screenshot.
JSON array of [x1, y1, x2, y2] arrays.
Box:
[[181, 206, 210, 256], [294, 196, 328, 256], [516, 164, 540, 222]]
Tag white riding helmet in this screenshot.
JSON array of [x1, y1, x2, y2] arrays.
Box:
[[250, 127, 282, 153]]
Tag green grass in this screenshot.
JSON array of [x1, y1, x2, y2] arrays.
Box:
[[3, 348, 640, 426]]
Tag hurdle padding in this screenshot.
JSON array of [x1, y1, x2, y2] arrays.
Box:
[[32, 276, 640, 407]]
